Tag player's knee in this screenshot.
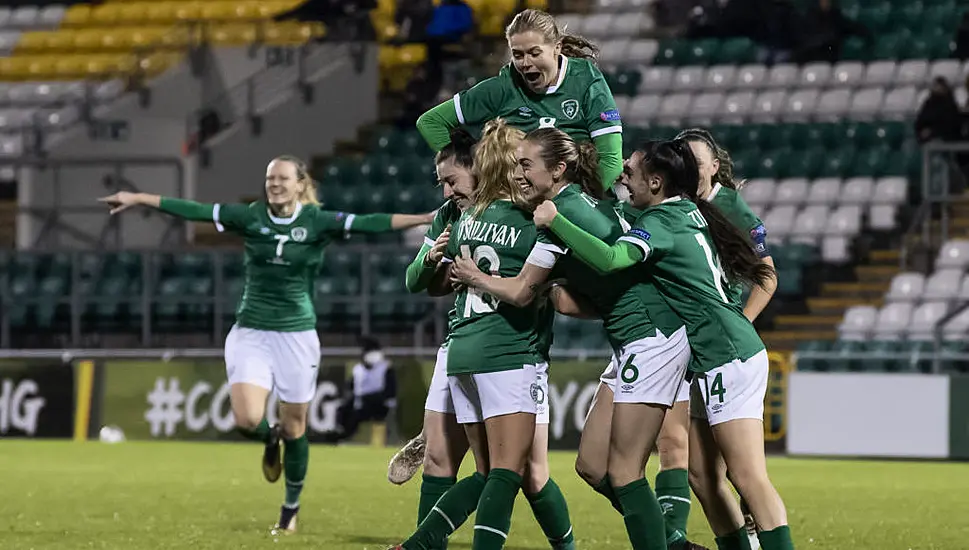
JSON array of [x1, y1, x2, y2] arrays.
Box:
[[523, 458, 549, 496], [657, 433, 689, 471], [233, 409, 264, 431], [422, 444, 455, 477], [726, 465, 771, 498], [280, 416, 306, 439], [575, 454, 605, 487]]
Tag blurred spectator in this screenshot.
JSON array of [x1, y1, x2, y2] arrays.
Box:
[[915, 77, 964, 145], [792, 0, 872, 64], [396, 64, 442, 128], [275, 0, 376, 41], [325, 337, 397, 443], [396, 0, 435, 42], [425, 0, 474, 78]]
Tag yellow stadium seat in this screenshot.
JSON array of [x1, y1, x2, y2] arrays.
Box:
[[145, 3, 175, 24], [54, 56, 84, 78], [398, 44, 427, 65], [376, 0, 395, 18], [172, 3, 201, 22], [15, 31, 52, 52], [138, 52, 183, 78], [89, 3, 123, 25], [27, 56, 58, 79], [525, 0, 547, 9], [129, 27, 169, 49], [263, 21, 324, 45], [46, 30, 76, 51], [116, 3, 149, 24], [159, 26, 195, 48], [0, 57, 30, 80], [62, 5, 92, 26], [200, 3, 235, 20], [73, 29, 105, 50], [486, 0, 518, 18], [211, 24, 257, 46], [481, 14, 507, 37]]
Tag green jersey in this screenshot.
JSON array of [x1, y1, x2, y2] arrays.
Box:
[[423, 200, 462, 248], [444, 200, 557, 375], [544, 186, 683, 350], [215, 201, 355, 332], [454, 56, 622, 143], [619, 198, 765, 371], [706, 183, 769, 305]]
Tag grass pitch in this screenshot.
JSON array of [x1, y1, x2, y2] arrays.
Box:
[[1, 441, 967, 549]]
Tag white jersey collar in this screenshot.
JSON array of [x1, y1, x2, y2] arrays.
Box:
[[545, 56, 569, 94], [705, 182, 723, 202], [268, 201, 303, 225]]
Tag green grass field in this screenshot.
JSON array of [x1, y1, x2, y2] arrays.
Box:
[[2, 441, 967, 550]]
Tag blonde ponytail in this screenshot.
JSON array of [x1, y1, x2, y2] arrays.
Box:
[[471, 118, 526, 216]]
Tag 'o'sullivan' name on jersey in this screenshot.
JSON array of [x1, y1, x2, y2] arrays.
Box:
[[459, 219, 523, 248]]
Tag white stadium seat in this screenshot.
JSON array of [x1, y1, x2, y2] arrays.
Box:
[[822, 236, 851, 263], [751, 90, 786, 122], [626, 39, 659, 64], [850, 87, 885, 119], [863, 61, 897, 87], [627, 95, 661, 125], [799, 62, 832, 88], [869, 205, 898, 230], [886, 272, 926, 302], [807, 178, 842, 205], [689, 92, 724, 125], [896, 60, 930, 87], [907, 301, 949, 341], [0, 7, 11, 27], [673, 67, 706, 91], [872, 302, 914, 339], [873, 177, 908, 204], [582, 14, 613, 38], [0, 30, 19, 54], [815, 88, 853, 120], [704, 65, 737, 91], [826, 205, 862, 236], [922, 269, 964, 301], [928, 59, 962, 83], [840, 177, 874, 205], [881, 86, 919, 119], [612, 12, 647, 36], [556, 14, 584, 34], [10, 6, 39, 27], [763, 205, 796, 241], [839, 305, 879, 339], [38, 5, 66, 27], [598, 39, 630, 65], [734, 65, 768, 90], [740, 178, 775, 207], [831, 61, 866, 88], [767, 64, 798, 89], [960, 274, 969, 300], [936, 240, 969, 270], [657, 93, 692, 124], [791, 205, 829, 243], [774, 178, 809, 205], [942, 309, 969, 340], [720, 91, 755, 123], [0, 135, 24, 157], [783, 89, 819, 121], [640, 66, 674, 93]]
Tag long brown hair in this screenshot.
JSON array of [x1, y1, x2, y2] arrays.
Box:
[[524, 127, 603, 199], [273, 154, 319, 206], [675, 128, 744, 190], [639, 140, 773, 288], [471, 119, 527, 216], [505, 9, 599, 61]]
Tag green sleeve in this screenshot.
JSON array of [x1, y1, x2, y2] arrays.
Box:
[[548, 213, 643, 274], [594, 133, 623, 191], [347, 213, 394, 233], [617, 211, 674, 261], [405, 244, 437, 293], [158, 197, 215, 222], [416, 99, 461, 152]]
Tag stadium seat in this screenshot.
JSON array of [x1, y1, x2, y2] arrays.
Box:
[[672, 66, 705, 91], [582, 13, 613, 38], [627, 95, 661, 125], [864, 60, 897, 86], [807, 178, 842, 205], [821, 236, 851, 263], [703, 65, 736, 91], [827, 205, 862, 236], [873, 176, 908, 204], [626, 39, 659, 65], [928, 59, 962, 83], [720, 91, 755, 123], [773, 178, 809, 205], [639, 66, 674, 93], [849, 88, 885, 119], [799, 63, 832, 88], [840, 177, 875, 204], [869, 204, 898, 230], [751, 90, 786, 122], [599, 39, 629, 65], [815, 88, 853, 120], [839, 305, 878, 339], [783, 90, 819, 122], [763, 205, 796, 241], [614, 12, 649, 37], [831, 61, 866, 87], [740, 178, 775, 207], [942, 308, 969, 340], [881, 86, 918, 119], [886, 272, 925, 302], [896, 59, 930, 86], [734, 65, 767, 90], [689, 92, 723, 125], [657, 93, 692, 124], [767, 64, 798, 89], [922, 269, 964, 301], [960, 274, 969, 300], [792, 205, 829, 243], [907, 301, 949, 340], [936, 240, 969, 270], [872, 302, 914, 339]]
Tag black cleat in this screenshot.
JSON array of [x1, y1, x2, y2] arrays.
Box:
[[262, 423, 282, 483], [671, 541, 711, 550], [273, 504, 299, 534]]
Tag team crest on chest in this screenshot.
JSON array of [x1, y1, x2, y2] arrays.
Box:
[[290, 227, 308, 242], [561, 99, 579, 120]]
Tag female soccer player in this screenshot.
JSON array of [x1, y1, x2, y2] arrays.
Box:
[[415, 8, 623, 192], [391, 122, 575, 550], [98, 155, 432, 533], [451, 127, 707, 550], [391, 7, 624, 484], [533, 140, 795, 550]]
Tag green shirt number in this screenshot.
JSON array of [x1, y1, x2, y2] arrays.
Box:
[[700, 372, 726, 405], [460, 244, 500, 317], [620, 353, 639, 383]]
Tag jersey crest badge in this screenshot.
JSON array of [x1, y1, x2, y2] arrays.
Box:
[[561, 99, 579, 120], [290, 227, 308, 242]]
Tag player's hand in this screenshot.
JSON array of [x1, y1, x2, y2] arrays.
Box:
[[424, 225, 450, 266], [98, 191, 141, 215], [532, 200, 558, 227], [450, 255, 483, 287]]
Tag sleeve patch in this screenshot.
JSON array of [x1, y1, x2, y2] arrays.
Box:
[[600, 109, 621, 122], [629, 228, 650, 241], [750, 224, 769, 257]]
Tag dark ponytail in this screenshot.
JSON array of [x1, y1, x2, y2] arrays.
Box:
[[435, 128, 477, 171], [641, 139, 774, 289], [524, 127, 603, 200]]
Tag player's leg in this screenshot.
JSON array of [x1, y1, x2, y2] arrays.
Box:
[[268, 329, 321, 533], [575, 357, 622, 513], [608, 330, 692, 550], [702, 351, 793, 550], [656, 388, 693, 537], [523, 364, 575, 550], [224, 325, 281, 482]]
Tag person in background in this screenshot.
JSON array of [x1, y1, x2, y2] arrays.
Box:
[[915, 77, 964, 145], [793, 0, 871, 64], [396, 0, 435, 42], [329, 337, 398, 444]]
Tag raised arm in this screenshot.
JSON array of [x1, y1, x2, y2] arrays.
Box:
[[594, 133, 623, 191], [533, 201, 642, 274], [416, 99, 460, 152], [345, 212, 435, 234], [100, 191, 219, 221]]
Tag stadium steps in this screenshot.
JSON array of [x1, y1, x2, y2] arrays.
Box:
[[773, 314, 843, 331], [761, 330, 837, 351], [819, 281, 891, 299]]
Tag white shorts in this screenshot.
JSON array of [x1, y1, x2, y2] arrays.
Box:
[[224, 324, 321, 404], [612, 327, 691, 406], [690, 349, 769, 426], [448, 363, 548, 424], [424, 345, 455, 415], [600, 351, 691, 403]]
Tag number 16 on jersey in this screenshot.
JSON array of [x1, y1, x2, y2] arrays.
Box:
[[460, 244, 500, 317]]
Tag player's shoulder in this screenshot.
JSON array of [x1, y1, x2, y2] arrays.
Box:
[[566, 56, 603, 80], [436, 200, 462, 223], [710, 184, 743, 206]]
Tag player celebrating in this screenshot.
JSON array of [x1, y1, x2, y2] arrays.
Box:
[[392, 5, 624, 485], [452, 127, 707, 550], [98, 156, 432, 533], [533, 140, 795, 550]]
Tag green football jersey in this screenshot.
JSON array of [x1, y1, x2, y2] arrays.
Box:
[[545, 186, 683, 350], [444, 200, 554, 375], [454, 56, 622, 142], [707, 183, 768, 305], [619, 198, 765, 372], [215, 201, 351, 332], [423, 200, 462, 248]]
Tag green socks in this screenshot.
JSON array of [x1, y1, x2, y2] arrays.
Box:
[[419, 475, 457, 525], [614, 478, 670, 550], [758, 526, 794, 550], [592, 475, 624, 514], [525, 478, 575, 550], [404, 472, 487, 550], [656, 469, 691, 536], [716, 527, 755, 550], [237, 418, 271, 443], [283, 435, 309, 507], [473, 468, 521, 550]]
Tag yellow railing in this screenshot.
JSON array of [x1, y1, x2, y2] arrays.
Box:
[[764, 351, 790, 442]]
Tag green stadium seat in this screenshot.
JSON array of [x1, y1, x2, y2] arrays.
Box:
[[323, 157, 356, 187], [186, 277, 213, 319], [850, 147, 892, 178], [872, 122, 905, 149], [874, 32, 912, 60], [795, 340, 831, 371], [841, 37, 869, 61], [155, 276, 188, 323], [655, 39, 691, 65], [857, 6, 891, 33], [753, 148, 792, 179], [787, 147, 825, 180], [323, 249, 360, 277], [716, 38, 757, 64], [818, 147, 856, 178], [863, 340, 908, 372], [392, 185, 423, 214], [775, 267, 803, 296], [361, 185, 393, 212], [324, 186, 364, 212], [686, 38, 718, 65], [829, 340, 865, 371]]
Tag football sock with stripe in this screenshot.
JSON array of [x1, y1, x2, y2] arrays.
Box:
[[283, 435, 309, 507], [614, 478, 672, 550], [715, 527, 755, 550], [473, 468, 521, 550], [656, 468, 691, 536], [592, 474, 624, 514], [417, 475, 457, 550], [525, 478, 575, 550], [758, 525, 794, 550], [237, 418, 271, 443], [403, 472, 487, 550]]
